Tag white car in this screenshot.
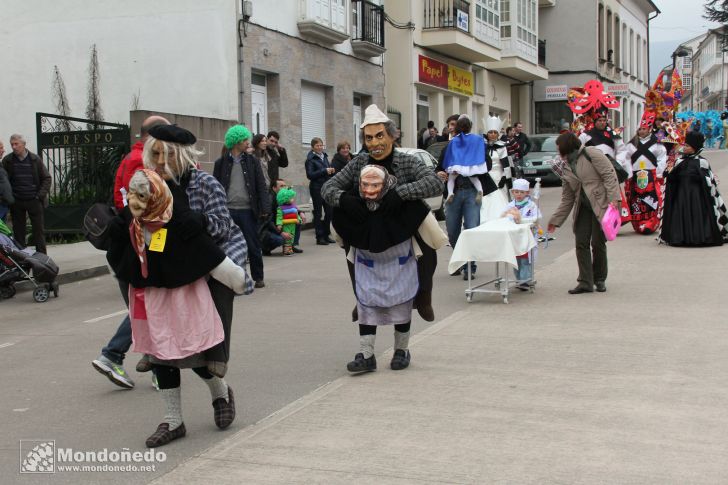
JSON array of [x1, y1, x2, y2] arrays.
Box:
[[396, 147, 445, 220]]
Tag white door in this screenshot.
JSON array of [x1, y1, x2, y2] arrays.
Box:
[[353, 96, 362, 151], [251, 73, 268, 135]]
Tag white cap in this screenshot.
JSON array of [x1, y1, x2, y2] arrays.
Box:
[[484, 115, 503, 133], [360, 104, 390, 128], [512, 178, 530, 191]]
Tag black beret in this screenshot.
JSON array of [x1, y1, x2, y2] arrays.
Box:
[[148, 124, 197, 145], [685, 131, 704, 152]]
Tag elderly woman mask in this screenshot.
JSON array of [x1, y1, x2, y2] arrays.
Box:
[[359, 165, 396, 211]]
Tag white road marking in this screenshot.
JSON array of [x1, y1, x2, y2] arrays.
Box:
[[83, 310, 127, 324], [0, 342, 15, 349], [13, 408, 29, 412]]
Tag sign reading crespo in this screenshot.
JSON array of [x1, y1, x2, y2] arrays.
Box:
[[418, 55, 474, 96], [38, 129, 128, 148]]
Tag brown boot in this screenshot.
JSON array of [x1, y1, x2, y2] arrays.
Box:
[[414, 291, 434, 322]]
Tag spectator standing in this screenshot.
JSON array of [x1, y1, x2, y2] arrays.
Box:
[[500, 126, 521, 168], [213, 125, 270, 288], [0, 141, 13, 221], [513, 121, 532, 159], [547, 133, 620, 294], [1, 134, 51, 253], [332, 140, 353, 172], [251, 134, 272, 189], [265, 130, 289, 183], [436, 115, 460, 142], [305, 137, 336, 245]]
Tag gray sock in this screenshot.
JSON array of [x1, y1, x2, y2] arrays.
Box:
[[159, 387, 183, 430], [394, 330, 410, 351], [203, 376, 229, 402], [359, 334, 376, 358]]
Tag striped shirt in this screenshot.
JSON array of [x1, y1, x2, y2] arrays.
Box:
[[186, 169, 254, 295]]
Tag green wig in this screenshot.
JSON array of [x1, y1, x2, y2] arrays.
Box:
[[276, 187, 296, 205], [224, 124, 252, 149]]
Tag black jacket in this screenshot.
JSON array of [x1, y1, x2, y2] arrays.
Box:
[[305, 151, 333, 190], [514, 132, 532, 157], [2, 151, 51, 204], [265, 146, 288, 184], [212, 151, 271, 218], [331, 152, 352, 172], [0, 166, 13, 205]]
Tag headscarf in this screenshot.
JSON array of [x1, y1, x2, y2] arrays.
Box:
[[129, 169, 173, 278], [359, 164, 396, 211]]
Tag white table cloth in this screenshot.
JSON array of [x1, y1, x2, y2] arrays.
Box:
[[448, 218, 537, 274]]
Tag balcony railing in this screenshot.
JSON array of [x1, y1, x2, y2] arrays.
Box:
[[423, 0, 471, 32], [352, 0, 384, 48], [538, 39, 546, 66]]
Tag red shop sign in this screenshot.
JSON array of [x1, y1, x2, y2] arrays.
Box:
[[418, 55, 448, 89]]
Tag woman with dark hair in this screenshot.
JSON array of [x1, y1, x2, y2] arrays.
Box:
[[305, 137, 336, 245], [332, 140, 353, 172], [251, 134, 272, 188], [547, 132, 620, 294]]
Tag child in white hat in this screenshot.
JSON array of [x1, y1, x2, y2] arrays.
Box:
[[501, 178, 541, 290]]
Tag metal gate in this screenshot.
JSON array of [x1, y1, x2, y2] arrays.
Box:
[[36, 113, 130, 233]]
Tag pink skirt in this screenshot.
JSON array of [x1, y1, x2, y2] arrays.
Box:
[[129, 278, 224, 361]]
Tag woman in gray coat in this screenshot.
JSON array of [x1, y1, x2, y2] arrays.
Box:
[[547, 132, 620, 294]]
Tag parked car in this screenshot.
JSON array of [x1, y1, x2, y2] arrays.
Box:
[[396, 147, 445, 221], [514, 134, 561, 185]]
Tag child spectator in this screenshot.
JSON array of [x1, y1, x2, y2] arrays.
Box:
[[275, 187, 301, 256], [501, 178, 541, 290]]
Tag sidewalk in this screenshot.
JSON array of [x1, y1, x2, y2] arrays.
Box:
[[150, 229, 728, 484]]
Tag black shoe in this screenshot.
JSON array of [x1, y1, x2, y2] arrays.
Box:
[[450, 269, 462, 276], [347, 353, 376, 373], [254, 280, 265, 288], [390, 349, 411, 370], [316, 239, 329, 245], [462, 270, 476, 281], [292, 246, 303, 253], [325, 237, 336, 244], [595, 282, 607, 292], [262, 249, 272, 256], [568, 285, 594, 294]]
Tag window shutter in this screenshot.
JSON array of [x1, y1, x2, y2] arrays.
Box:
[[301, 83, 326, 144]]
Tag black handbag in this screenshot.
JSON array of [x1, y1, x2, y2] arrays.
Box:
[[83, 203, 117, 250], [581, 148, 628, 183]]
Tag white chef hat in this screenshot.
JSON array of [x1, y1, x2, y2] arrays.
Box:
[[511, 178, 530, 191]]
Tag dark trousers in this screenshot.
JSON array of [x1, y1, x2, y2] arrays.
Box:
[[10, 199, 46, 254], [310, 186, 331, 240], [203, 278, 235, 363], [101, 278, 132, 365], [573, 207, 608, 287], [359, 322, 411, 335], [229, 208, 264, 282], [152, 364, 213, 389]]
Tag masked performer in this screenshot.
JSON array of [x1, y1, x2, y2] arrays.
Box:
[[322, 105, 444, 322], [660, 132, 728, 246]]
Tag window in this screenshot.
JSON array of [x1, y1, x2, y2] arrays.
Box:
[[614, 16, 620, 67], [476, 0, 499, 28], [534, 101, 574, 134], [683, 74, 692, 90], [301, 82, 326, 144], [598, 4, 604, 59], [500, 0, 510, 22], [683, 56, 692, 68], [501, 25, 511, 38]]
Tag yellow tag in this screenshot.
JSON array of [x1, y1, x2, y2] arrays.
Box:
[[148, 228, 167, 252], [639, 160, 646, 169]]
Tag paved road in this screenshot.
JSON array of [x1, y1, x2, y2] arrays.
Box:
[[1, 151, 724, 483]]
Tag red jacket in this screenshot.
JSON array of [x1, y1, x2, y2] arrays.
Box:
[[113, 141, 144, 210]]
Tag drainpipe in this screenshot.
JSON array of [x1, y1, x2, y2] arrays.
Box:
[[237, 18, 246, 123], [646, 10, 660, 85]]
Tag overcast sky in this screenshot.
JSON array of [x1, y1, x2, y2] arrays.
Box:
[[649, 0, 722, 81]]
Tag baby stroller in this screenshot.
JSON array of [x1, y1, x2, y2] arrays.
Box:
[[0, 233, 59, 302]]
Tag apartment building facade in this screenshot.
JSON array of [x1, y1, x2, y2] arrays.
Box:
[[385, 0, 549, 147], [533, 0, 658, 138], [689, 27, 728, 112], [672, 33, 707, 113]]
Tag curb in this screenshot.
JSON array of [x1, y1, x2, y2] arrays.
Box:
[[15, 265, 110, 293]]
